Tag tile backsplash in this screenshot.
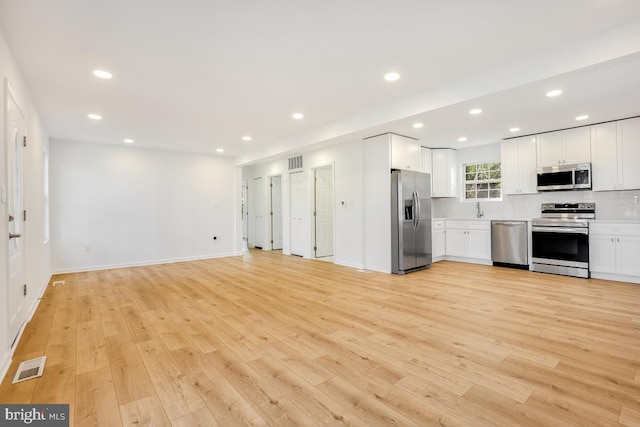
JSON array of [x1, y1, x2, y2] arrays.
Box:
[[433, 189, 640, 220]]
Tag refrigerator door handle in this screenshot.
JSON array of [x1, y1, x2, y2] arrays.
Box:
[[415, 190, 421, 230], [413, 190, 420, 230]]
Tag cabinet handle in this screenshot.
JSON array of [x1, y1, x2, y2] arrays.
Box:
[[617, 238, 620, 242], [611, 238, 614, 242]]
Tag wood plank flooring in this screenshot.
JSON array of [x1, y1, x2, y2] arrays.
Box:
[[1, 250, 639, 426]]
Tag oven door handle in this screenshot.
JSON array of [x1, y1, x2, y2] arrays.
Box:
[[532, 226, 588, 235]]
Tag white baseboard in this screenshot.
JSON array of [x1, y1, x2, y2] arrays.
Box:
[[442, 256, 492, 266], [0, 273, 51, 384], [51, 252, 239, 274], [333, 259, 364, 270], [590, 272, 640, 284], [27, 274, 51, 321], [0, 351, 10, 385]]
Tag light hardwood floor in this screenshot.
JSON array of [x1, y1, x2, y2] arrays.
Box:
[[1, 251, 639, 426]]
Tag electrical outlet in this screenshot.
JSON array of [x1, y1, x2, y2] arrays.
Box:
[[634, 195, 639, 204]]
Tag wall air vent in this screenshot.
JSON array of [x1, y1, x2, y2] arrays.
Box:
[[288, 155, 303, 170]]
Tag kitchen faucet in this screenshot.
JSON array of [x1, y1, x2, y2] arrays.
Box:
[[476, 201, 484, 218]]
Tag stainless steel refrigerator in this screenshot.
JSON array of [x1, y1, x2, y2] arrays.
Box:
[[391, 170, 432, 274]]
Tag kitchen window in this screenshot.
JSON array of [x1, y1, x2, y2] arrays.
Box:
[[463, 161, 501, 200]]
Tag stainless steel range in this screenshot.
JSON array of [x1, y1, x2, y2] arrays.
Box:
[[531, 202, 595, 278]]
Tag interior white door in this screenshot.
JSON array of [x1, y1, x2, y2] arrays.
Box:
[[314, 166, 334, 258], [290, 171, 304, 256], [241, 179, 249, 251], [270, 176, 283, 250], [6, 84, 26, 347], [253, 177, 264, 248]]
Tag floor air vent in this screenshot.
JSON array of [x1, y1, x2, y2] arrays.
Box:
[[12, 356, 46, 384], [52, 280, 65, 286]]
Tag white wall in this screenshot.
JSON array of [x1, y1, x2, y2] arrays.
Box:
[[50, 139, 238, 272], [363, 134, 392, 273], [242, 138, 365, 269], [0, 28, 51, 380]]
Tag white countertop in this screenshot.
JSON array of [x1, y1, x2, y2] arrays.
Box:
[[589, 219, 640, 224], [435, 217, 640, 224], [434, 217, 531, 222]]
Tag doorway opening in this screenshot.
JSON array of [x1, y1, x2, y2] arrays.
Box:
[[269, 175, 283, 250], [252, 177, 264, 249]]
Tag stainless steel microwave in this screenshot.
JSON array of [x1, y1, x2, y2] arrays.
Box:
[[536, 163, 591, 191]]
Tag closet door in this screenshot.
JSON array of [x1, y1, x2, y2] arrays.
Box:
[[290, 171, 305, 256]]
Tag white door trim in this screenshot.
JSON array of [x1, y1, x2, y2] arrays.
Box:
[[4, 79, 27, 348]]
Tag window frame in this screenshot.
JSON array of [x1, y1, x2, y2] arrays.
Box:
[[462, 160, 502, 202]]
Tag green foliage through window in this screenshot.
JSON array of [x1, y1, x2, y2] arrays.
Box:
[[464, 161, 501, 200]]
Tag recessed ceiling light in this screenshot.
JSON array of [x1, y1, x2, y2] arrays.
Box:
[[384, 72, 400, 81], [242, 136, 252, 141], [87, 114, 102, 120], [216, 148, 224, 153], [575, 115, 589, 121], [546, 89, 563, 97], [292, 113, 304, 120], [458, 137, 467, 142], [412, 122, 424, 129], [469, 108, 482, 115], [509, 127, 520, 132], [123, 138, 134, 143], [93, 70, 112, 79]]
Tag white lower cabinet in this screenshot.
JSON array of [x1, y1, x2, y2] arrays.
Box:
[[444, 220, 491, 264], [590, 222, 640, 283], [432, 220, 446, 261]]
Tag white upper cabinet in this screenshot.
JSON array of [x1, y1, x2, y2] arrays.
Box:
[[537, 127, 591, 167], [618, 117, 640, 190], [431, 149, 458, 198], [591, 117, 640, 191], [561, 127, 591, 164], [390, 134, 420, 171], [591, 121, 618, 191], [536, 131, 562, 167], [501, 136, 537, 195], [421, 146, 432, 175]]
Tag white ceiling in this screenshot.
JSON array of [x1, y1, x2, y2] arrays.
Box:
[[1, 1, 640, 165]]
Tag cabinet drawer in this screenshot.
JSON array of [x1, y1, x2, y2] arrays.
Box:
[[446, 220, 467, 229], [590, 222, 640, 236], [467, 220, 490, 231], [432, 220, 446, 230]]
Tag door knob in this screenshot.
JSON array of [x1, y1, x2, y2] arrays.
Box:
[[9, 233, 22, 239]]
